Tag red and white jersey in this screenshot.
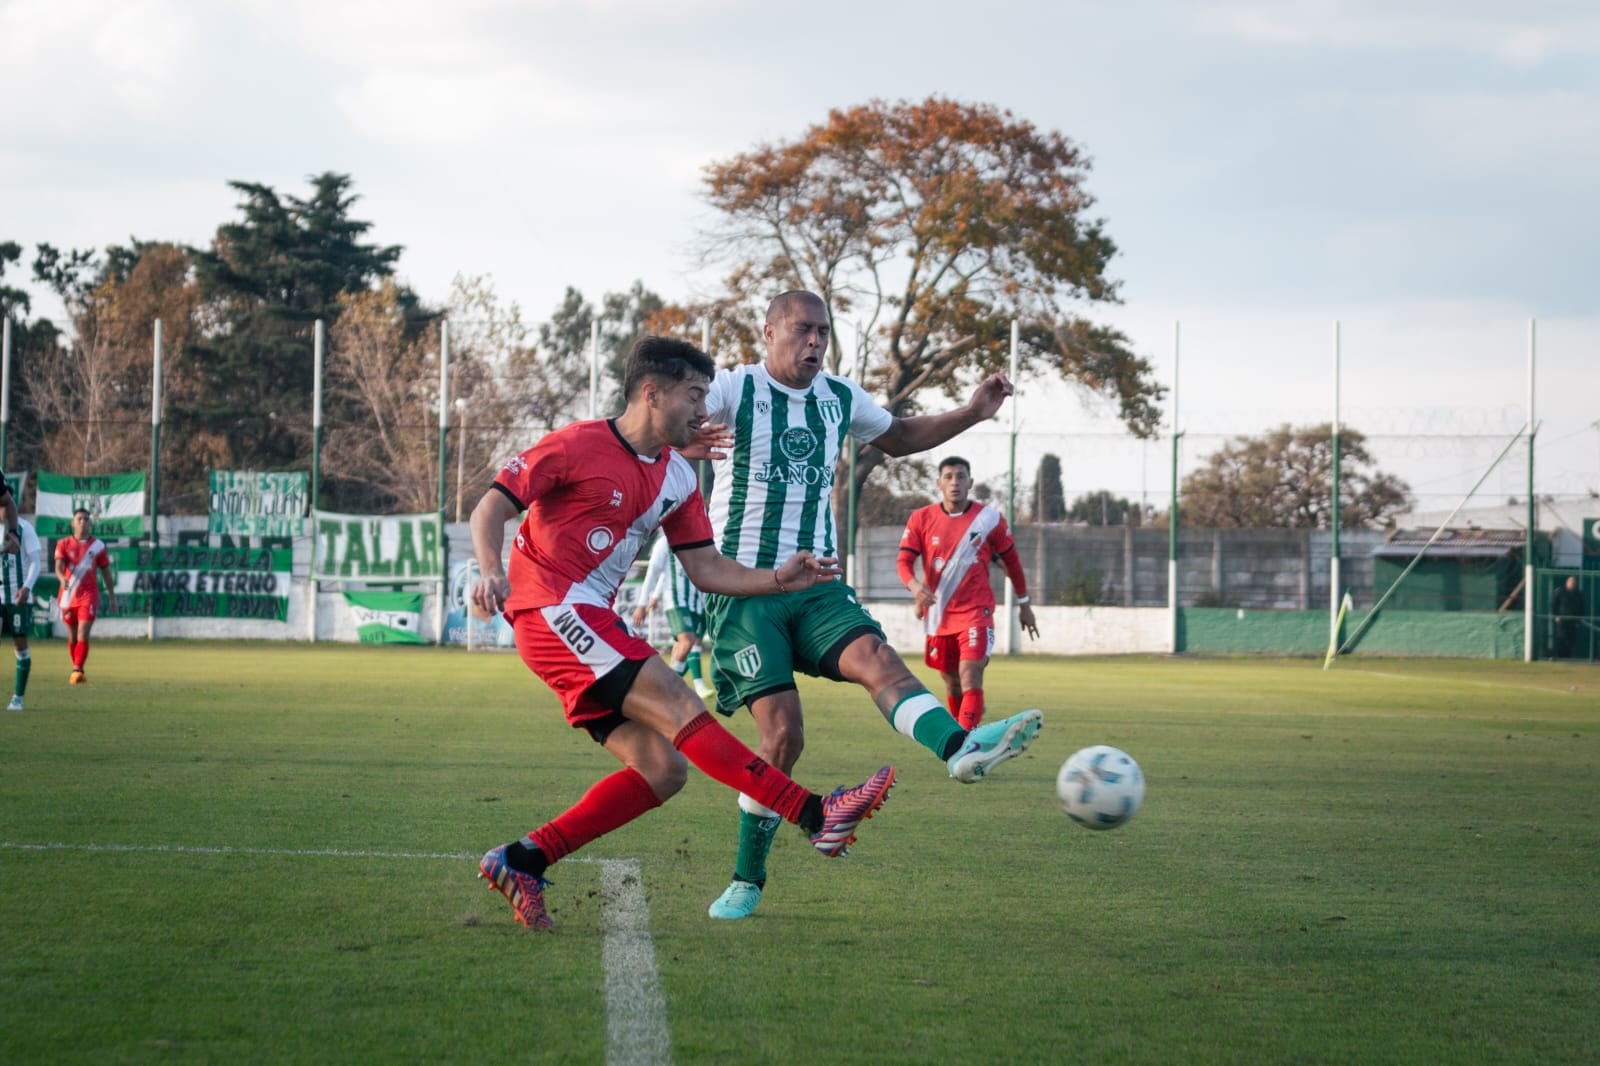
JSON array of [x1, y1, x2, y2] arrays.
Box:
[[55, 536, 111, 606], [898, 502, 1020, 635], [492, 419, 714, 616]]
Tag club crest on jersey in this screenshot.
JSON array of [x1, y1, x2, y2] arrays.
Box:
[[755, 399, 770, 415], [733, 644, 762, 678], [817, 398, 841, 423], [934, 557, 946, 572], [585, 527, 615, 553], [777, 427, 818, 462]]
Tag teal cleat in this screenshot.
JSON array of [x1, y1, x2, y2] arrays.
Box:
[[947, 709, 1043, 782], [708, 880, 763, 920]]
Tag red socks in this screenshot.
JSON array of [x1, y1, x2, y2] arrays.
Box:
[[528, 767, 661, 864], [958, 689, 985, 731], [71, 639, 88, 670], [673, 712, 810, 824]]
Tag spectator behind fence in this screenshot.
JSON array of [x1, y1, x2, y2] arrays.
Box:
[[1552, 575, 1585, 659]]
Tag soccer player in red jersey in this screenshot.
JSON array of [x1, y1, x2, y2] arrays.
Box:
[[468, 335, 896, 930], [54, 509, 117, 685], [897, 457, 1039, 730]]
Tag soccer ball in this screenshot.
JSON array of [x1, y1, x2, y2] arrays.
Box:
[[1057, 745, 1144, 830]]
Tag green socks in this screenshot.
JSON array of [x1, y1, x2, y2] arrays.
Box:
[[14, 651, 28, 698], [733, 807, 781, 886], [890, 690, 966, 758]]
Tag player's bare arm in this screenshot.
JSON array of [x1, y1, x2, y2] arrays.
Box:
[[675, 545, 841, 597], [468, 488, 521, 617], [870, 373, 1014, 457]]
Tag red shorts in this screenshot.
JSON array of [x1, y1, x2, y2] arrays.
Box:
[[61, 600, 99, 627], [511, 602, 657, 726], [924, 625, 995, 671]]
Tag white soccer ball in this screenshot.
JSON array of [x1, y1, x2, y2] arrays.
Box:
[[1057, 745, 1145, 830]]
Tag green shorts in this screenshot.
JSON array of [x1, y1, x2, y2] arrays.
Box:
[[703, 581, 884, 715], [665, 606, 704, 638], [1, 601, 34, 639]]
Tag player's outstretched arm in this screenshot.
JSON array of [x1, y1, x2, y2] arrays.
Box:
[[469, 489, 522, 617], [869, 373, 1014, 457], [675, 545, 840, 598]]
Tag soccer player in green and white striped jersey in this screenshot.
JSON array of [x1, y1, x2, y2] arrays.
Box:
[[0, 517, 41, 711], [699, 290, 1044, 920], [632, 533, 714, 699]]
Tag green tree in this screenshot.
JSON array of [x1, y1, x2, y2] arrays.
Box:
[[187, 173, 419, 472], [689, 96, 1165, 531], [1181, 424, 1410, 529], [537, 281, 664, 419], [1068, 490, 1141, 526], [1034, 453, 1066, 523]]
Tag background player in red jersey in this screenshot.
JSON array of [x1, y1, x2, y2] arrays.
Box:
[[54, 509, 117, 685], [897, 456, 1039, 730], [467, 335, 895, 930]]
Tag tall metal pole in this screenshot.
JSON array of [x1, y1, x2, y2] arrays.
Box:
[[308, 319, 324, 643], [846, 322, 864, 585], [589, 319, 600, 419], [454, 399, 467, 524], [1330, 321, 1342, 644], [1004, 319, 1020, 654], [1168, 321, 1182, 654], [1525, 319, 1536, 663], [148, 320, 163, 641], [436, 320, 450, 645], [1, 317, 11, 474], [699, 318, 714, 500]]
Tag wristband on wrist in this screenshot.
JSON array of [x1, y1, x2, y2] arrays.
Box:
[[1015, 595, 1031, 605], [773, 569, 788, 593]]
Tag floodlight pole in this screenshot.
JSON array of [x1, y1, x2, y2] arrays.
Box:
[[308, 319, 324, 643], [1330, 321, 1342, 648], [148, 319, 162, 642], [589, 320, 600, 419], [1525, 319, 1536, 663], [436, 321, 450, 646], [1004, 319, 1020, 655], [0, 316, 10, 474], [1168, 322, 1181, 655]]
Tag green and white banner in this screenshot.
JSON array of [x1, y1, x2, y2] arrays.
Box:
[[312, 511, 443, 582], [208, 471, 308, 537], [3, 471, 22, 503], [108, 542, 293, 620], [36, 471, 146, 538], [344, 590, 424, 643]]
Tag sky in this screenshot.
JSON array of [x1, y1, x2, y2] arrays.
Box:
[[2, 0, 1596, 520]]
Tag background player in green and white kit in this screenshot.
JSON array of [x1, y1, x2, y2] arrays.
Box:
[[700, 290, 1044, 919], [632, 533, 715, 699], [1, 517, 41, 711]]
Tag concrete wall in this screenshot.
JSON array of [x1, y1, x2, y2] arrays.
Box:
[[866, 601, 1172, 657]]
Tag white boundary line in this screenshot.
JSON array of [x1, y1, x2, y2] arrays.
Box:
[[1338, 668, 1585, 697], [2, 842, 673, 1065]]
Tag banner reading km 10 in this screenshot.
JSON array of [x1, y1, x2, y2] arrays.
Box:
[[312, 511, 443, 581], [36, 471, 146, 537]]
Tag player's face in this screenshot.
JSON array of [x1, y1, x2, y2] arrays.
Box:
[[763, 296, 830, 389], [72, 512, 92, 539], [938, 464, 971, 510], [653, 375, 710, 449]]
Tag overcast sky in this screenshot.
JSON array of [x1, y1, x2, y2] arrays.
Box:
[[3, 0, 1596, 510]]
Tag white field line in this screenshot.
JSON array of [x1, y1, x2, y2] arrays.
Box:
[[2, 841, 673, 1065], [600, 859, 672, 1066]]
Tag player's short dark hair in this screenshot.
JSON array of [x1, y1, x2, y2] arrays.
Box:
[[622, 335, 715, 400], [73, 508, 92, 518], [765, 290, 826, 324], [938, 456, 971, 476]]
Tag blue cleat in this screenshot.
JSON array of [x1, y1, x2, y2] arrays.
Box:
[[947, 709, 1043, 783], [479, 845, 554, 930]]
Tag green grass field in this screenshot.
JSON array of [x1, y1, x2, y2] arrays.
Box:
[[2, 642, 1597, 1064]]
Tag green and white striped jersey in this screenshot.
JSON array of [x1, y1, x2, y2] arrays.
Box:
[[0, 519, 42, 603], [639, 534, 706, 613], [705, 363, 893, 568]]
